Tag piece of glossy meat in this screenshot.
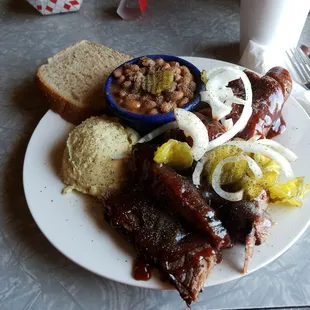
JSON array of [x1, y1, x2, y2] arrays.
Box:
[[200, 185, 271, 272], [195, 109, 226, 140], [163, 110, 226, 145], [130, 144, 231, 250], [130, 143, 157, 182], [228, 69, 260, 100], [103, 187, 221, 306], [228, 66, 292, 139], [149, 164, 231, 249], [165, 67, 291, 144], [131, 144, 231, 249], [201, 186, 271, 243]]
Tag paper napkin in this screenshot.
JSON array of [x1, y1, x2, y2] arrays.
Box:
[[240, 40, 310, 115]]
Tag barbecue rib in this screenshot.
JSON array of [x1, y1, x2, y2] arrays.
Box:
[[149, 163, 231, 249], [131, 144, 231, 250], [103, 187, 221, 306], [201, 185, 271, 272]]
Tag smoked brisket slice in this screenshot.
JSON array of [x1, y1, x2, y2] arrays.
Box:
[[103, 187, 221, 306]]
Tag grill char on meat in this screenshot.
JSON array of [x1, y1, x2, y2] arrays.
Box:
[[103, 187, 222, 306], [131, 144, 231, 250], [200, 185, 271, 272]]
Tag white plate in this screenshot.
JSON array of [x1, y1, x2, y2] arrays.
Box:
[[23, 57, 310, 290]]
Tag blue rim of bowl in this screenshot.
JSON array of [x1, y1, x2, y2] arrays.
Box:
[[104, 55, 204, 124]]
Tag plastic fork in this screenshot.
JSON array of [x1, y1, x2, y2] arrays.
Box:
[[286, 47, 310, 90]]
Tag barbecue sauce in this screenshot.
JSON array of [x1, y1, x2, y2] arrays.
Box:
[[133, 260, 152, 281], [267, 115, 286, 139], [164, 245, 222, 280], [227, 67, 291, 140], [104, 180, 223, 305], [192, 247, 222, 265]]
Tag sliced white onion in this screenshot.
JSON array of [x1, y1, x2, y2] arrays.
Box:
[[137, 121, 178, 144], [249, 135, 261, 142], [212, 154, 263, 201], [201, 66, 252, 121], [200, 89, 233, 120], [193, 152, 212, 186], [225, 140, 294, 178], [110, 153, 129, 160], [223, 118, 233, 131], [244, 156, 264, 179], [205, 69, 253, 152], [200, 90, 210, 103], [226, 97, 247, 106], [256, 139, 298, 162], [217, 87, 234, 101], [205, 102, 252, 153], [193, 102, 252, 186], [192, 161, 204, 186], [205, 68, 242, 88], [174, 108, 209, 161], [192, 68, 253, 186]]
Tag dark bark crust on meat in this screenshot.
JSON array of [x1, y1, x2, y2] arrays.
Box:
[[103, 187, 221, 306]]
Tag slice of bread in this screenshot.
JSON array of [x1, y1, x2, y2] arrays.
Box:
[[36, 40, 132, 124]]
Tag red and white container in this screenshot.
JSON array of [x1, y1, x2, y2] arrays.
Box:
[[27, 0, 83, 15]]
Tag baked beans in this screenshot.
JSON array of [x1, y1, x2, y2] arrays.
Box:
[[111, 57, 196, 114]]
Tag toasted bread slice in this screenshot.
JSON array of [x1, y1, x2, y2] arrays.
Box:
[[36, 40, 132, 124]]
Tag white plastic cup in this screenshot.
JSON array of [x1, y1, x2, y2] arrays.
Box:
[[240, 0, 310, 55]]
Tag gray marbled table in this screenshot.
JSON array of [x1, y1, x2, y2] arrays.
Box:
[[1, 1, 310, 309]]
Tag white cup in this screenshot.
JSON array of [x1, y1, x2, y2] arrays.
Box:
[[240, 0, 310, 55]]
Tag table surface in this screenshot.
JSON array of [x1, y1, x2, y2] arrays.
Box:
[[1, 1, 310, 309]]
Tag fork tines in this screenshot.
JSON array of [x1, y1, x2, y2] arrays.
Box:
[[286, 47, 310, 86]]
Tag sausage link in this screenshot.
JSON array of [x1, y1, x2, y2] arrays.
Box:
[[234, 66, 292, 140]]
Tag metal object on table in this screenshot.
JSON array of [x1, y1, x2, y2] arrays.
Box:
[[286, 47, 310, 90]]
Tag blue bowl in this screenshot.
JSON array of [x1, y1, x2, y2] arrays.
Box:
[[104, 55, 204, 134]]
